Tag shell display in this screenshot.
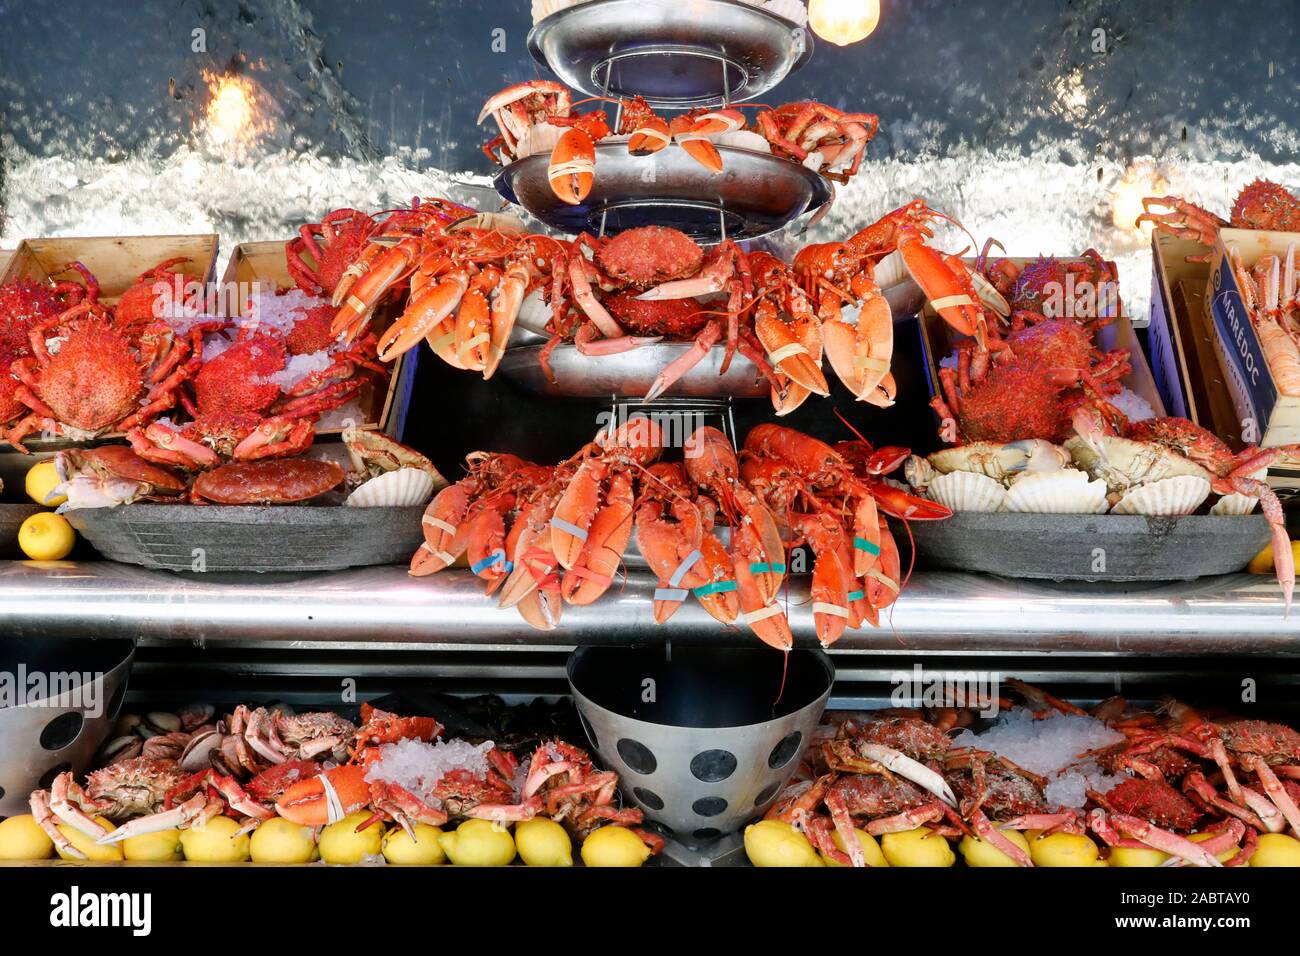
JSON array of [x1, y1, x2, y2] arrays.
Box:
[[928, 440, 1071, 483], [712, 129, 771, 153], [1209, 492, 1260, 516], [345, 468, 436, 508], [1003, 469, 1109, 514], [924, 470, 1006, 512], [1110, 475, 1211, 516]]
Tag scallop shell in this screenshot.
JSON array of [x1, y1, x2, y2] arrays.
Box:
[[1003, 469, 1109, 514], [874, 250, 908, 289], [1209, 492, 1259, 515], [1110, 475, 1211, 516], [345, 468, 435, 508], [925, 470, 1006, 512]]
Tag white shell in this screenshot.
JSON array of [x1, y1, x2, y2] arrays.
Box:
[[345, 468, 435, 508], [1110, 475, 1211, 516], [712, 130, 770, 152], [925, 471, 1006, 512], [1003, 469, 1109, 514], [1209, 492, 1259, 515]]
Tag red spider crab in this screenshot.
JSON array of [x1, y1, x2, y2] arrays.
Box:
[[286, 208, 379, 297], [127, 320, 383, 468], [1137, 179, 1300, 254], [1084, 778, 1233, 867], [113, 257, 196, 330], [754, 101, 880, 183], [7, 302, 207, 452]]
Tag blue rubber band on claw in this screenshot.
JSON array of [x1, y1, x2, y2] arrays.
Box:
[[470, 550, 508, 574], [694, 580, 738, 597], [750, 562, 786, 575], [847, 589, 865, 602], [853, 537, 881, 556]]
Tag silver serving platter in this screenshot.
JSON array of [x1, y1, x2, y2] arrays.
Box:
[[494, 144, 832, 243], [528, 0, 812, 108], [498, 342, 769, 398], [498, 278, 926, 398]]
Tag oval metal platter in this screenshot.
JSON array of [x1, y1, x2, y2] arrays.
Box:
[[528, 0, 812, 108]]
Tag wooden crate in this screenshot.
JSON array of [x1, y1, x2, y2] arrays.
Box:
[[220, 241, 408, 438], [1203, 228, 1300, 487], [0, 235, 220, 451], [918, 255, 1167, 432], [1, 235, 218, 302]]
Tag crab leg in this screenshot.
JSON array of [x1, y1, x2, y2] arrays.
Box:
[[30, 790, 86, 858], [1090, 809, 1223, 868], [969, 809, 1034, 866]]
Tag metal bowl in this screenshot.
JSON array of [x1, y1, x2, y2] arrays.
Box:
[[0, 637, 134, 817], [528, 0, 811, 108], [568, 643, 833, 839], [494, 144, 832, 242], [910, 511, 1273, 582], [66, 504, 426, 574]]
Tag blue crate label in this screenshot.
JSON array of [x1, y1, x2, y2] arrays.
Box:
[[1208, 254, 1277, 441]]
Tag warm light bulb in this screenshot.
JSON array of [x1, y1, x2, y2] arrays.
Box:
[[808, 0, 881, 47], [205, 74, 256, 148]]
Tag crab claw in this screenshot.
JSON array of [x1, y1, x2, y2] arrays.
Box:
[[549, 128, 596, 205], [856, 743, 958, 806]]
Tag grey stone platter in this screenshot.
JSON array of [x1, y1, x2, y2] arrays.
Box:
[[66, 504, 426, 573], [0, 503, 42, 558], [908, 511, 1272, 582]]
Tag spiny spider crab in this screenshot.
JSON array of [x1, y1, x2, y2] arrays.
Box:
[[7, 302, 209, 452], [286, 208, 379, 297], [1137, 179, 1300, 257], [127, 320, 384, 468], [113, 257, 196, 330]]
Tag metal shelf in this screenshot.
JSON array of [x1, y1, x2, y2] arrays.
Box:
[[1, 561, 1296, 656]]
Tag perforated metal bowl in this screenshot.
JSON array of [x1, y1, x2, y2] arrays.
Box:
[[0, 637, 134, 817], [568, 644, 832, 841]]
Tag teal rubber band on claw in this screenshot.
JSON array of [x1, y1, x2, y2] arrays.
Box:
[[750, 562, 787, 575], [853, 537, 881, 556], [694, 580, 738, 597], [847, 589, 865, 601]]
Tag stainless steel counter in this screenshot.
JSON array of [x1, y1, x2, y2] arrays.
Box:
[[2, 561, 1296, 656]]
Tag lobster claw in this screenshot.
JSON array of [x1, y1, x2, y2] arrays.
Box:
[[867, 478, 953, 521], [670, 115, 724, 174], [549, 128, 596, 205], [627, 115, 672, 156]]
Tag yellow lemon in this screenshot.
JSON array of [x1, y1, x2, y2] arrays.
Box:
[[18, 512, 76, 561], [580, 825, 653, 867], [0, 814, 55, 860], [437, 819, 516, 866], [56, 816, 123, 862], [880, 826, 956, 867], [514, 817, 572, 867], [180, 816, 250, 862], [318, 812, 384, 864], [1248, 541, 1300, 575], [818, 826, 888, 867], [250, 817, 318, 864], [25, 460, 67, 506], [1251, 833, 1300, 867], [960, 828, 1032, 867], [382, 824, 446, 865], [1108, 844, 1169, 867], [122, 829, 184, 861], [1028, 831, 1100, 867], [744, 819, 823, 867]]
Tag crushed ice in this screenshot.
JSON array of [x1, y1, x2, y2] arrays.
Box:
[[952, 707, 1127, 808], [364, 737, 496, 798]]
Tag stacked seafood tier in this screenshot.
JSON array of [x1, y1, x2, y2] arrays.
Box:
[[0, 0, 1298, 876]]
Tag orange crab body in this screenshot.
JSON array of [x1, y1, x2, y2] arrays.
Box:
[[114, 258, 191, 330], [16, 318, 144, 432], [1230, 179, 1300, 232], [593, 226, 704, 287], [286, 209, 378, 297]]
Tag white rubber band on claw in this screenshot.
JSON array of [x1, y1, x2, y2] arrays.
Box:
[[631, 127, 671, 146], [668, 549, 703, 587], [459, 332, 490, 353], [426, 331, 457, 353], [548, 159, 595, 180], [654, 587, 689, 602], [811, 602, 851, 619], [743, 604, 785, 625], [865, 569, 900, 593], [768, 343, 808, 364], [423, 516, 458, 535], [929, 294, 976, 311], [853, 356, 890, 371]]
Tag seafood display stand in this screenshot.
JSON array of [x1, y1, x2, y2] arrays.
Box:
[[3, 2, 1300, 907]]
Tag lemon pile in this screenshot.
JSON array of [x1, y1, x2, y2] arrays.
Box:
[[14, 460, 76, 561]]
